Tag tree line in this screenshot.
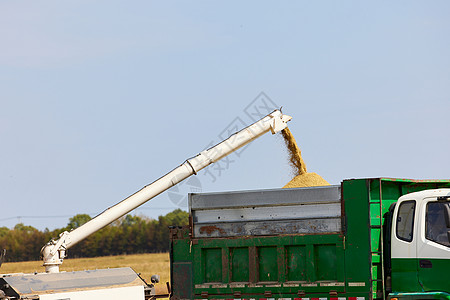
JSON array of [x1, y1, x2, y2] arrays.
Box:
[[0, 209, 188, 262]]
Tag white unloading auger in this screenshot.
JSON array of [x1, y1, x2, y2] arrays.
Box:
[[41, 109, 292, 273]]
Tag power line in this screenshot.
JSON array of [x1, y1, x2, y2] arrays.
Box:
[[0, 215, 73, 222], [0, 207, 180, 223]]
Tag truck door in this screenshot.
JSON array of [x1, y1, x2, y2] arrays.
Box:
[[391, 199, 419, 292], [416, 197, 450, 292]]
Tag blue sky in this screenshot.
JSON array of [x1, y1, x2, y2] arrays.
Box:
[[1, 1, 449, 231]]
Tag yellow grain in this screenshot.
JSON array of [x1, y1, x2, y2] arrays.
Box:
[[281, 127, 329, 188]]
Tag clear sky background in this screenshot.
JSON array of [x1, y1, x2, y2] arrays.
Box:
[[1, 1, 449, 231]]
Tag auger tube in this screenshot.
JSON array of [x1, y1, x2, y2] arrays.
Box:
[[41, 109, 292, 273]]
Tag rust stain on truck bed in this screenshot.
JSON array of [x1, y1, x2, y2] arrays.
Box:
[[199, 225, 226, 235]]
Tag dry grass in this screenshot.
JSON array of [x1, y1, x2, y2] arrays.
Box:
[[1, 253, 170, 291]]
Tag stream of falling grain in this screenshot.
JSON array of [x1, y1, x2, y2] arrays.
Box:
[[281, 127, 329, 188]]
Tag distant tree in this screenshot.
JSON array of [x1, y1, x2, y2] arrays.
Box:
[[0, 227, 9, 238], [163, 209, 189, 226], [0, 224, 45, 261], [1, 209, 190, 261], [14, 223, 38, 233], [67, 214, 92, 230], [122, 214, 141, 227]]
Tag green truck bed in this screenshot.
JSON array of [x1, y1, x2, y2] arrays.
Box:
[[169, 178, 450, 300]]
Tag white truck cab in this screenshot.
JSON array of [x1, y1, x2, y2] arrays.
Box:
[[391, 189, 450, 294]]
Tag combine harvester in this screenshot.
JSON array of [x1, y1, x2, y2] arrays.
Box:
[[0, 110, 292, 300]]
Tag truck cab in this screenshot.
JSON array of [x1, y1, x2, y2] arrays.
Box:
[[389, 189, 450, 298]]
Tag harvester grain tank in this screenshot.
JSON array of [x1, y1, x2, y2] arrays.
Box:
[[169, 179, 450, 300], [0, 109, 292, 300]]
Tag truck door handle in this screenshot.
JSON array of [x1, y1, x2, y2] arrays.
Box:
[[419, 259, 432, 268]]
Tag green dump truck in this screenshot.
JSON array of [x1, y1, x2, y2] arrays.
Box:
[[169, 178, 450, 300]]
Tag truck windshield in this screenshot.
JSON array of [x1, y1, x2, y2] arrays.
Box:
[[425, 201, 450, 247]]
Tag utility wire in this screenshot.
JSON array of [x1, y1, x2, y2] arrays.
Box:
[[0, 207, 179, 222]]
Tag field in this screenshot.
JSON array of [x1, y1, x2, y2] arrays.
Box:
[[1, 253, 170, 294]]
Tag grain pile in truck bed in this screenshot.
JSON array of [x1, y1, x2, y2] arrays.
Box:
[[281, 127, 329, 188]]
